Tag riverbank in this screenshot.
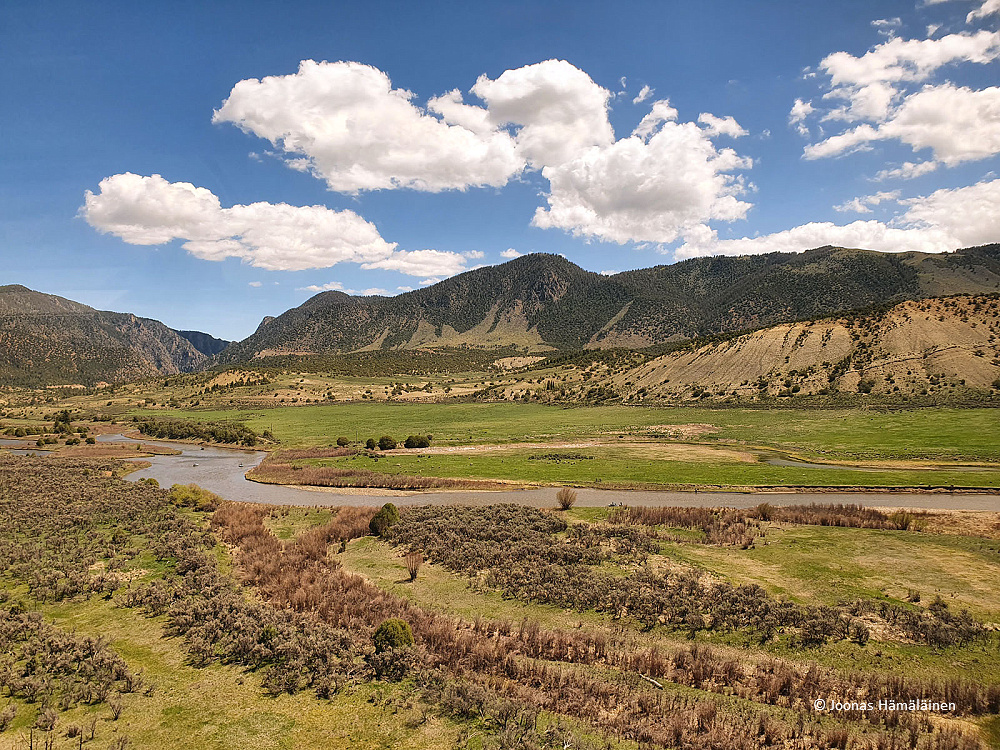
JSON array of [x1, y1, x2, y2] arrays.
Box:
[[50, 432, 989, 511]]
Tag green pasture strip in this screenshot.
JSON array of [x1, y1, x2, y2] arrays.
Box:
[[130, 404, 1000, 462], [300, 449, 1000, 488]]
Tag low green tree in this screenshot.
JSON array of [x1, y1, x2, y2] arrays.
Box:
[[378, 435, 397, 450], [365, 438, 376, 450], [373, 618, 414, 653], [369, 502, 400, 536]]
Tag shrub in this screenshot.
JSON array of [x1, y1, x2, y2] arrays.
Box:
[[378, 435, 397, 451], [336, 437, 350, 447], [35, 707, 57, 731], [168, 483, 222, 512], [404, 434, 430, 449], [367, 645, 415, 681], [365, 438, 376, 450], [849, 620, 870, 646], [85, 436, 96, 444], [369, 502, 400, 536], [0, 703, 16, 732], [13, 427, 26, 437], [889, 511, 916, 530], [109, 698, 124, 720], [134, 416, 259, 446], [556, 488, 577, 510], [404, 551, 423, 581], [373, 618, 414, 653]]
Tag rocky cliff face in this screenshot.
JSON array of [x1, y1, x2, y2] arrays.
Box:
[[0, 285, 208, 386]]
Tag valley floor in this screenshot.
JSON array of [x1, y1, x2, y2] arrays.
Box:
[[1, 459, 998, 749]]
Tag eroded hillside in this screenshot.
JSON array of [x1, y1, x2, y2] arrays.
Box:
[[495, 294, 1000, 405]]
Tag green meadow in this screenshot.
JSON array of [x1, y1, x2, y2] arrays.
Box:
[[298, 447, 1000, 488], [136, 403, 1000, 462]]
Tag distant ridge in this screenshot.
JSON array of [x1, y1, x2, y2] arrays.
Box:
[[0, 286, 208, 386], [215, 244, 1000, 364], [176, 330, 230, 357]]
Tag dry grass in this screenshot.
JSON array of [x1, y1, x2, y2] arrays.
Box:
[[248, 458, 509, 490], [894, 509, 1000, 540]]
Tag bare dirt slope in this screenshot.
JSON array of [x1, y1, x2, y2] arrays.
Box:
[[615, 295, 1000, 401]]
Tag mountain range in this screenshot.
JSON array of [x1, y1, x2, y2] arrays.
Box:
[[0, 285, 227, 387], [2, 243, 999, 386], [217, 244, 1000, 363]]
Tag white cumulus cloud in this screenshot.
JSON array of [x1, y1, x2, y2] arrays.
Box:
[[833, 190, 901, 213], [871, 17, 902, 37], [697, 113, 747, 137], [874, 160, 940, 180], [532, 110, 752, 245], [800, 29, 1000, 168], [298, 281, 351, 293], [676, 177, 1000, 259], [968, 0, 1000, 22], [471, 59, 615, 167], [632, 84, 653, 104], [213, 60, 523, 193], [789, 98, 815, 136], [360, 248, 468, 278], [82, 173, 468, 277], [899, 177, 1000, 245], [210, 59, 758, 250], [501, 248, 521, 258]]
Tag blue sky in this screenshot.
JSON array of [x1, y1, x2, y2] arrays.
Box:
[[2, 0, 999, 340]]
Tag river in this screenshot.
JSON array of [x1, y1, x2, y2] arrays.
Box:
[[69, 434, 1000, 511]]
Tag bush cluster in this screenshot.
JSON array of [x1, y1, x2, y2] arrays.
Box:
[[369, 503, 400, 537], [133, 416, 260, 446], [390, 505, 989, 650]]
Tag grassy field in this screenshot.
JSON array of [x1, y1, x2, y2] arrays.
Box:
[[338, 511, 1000, 693], [662, 525, 1000, 617], [295, 446, 1000, 488], [0, 597, 458, 750], [133, 403, 1000, 462], [122, 402, 1000, 490]]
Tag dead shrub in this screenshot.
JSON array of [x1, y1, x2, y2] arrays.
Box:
[[556, 488, 577, 510], [405, 551, 423, 581]]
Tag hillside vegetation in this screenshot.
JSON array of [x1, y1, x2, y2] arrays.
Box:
[[216, 244, 1000, 362], [2, 455, 997, 748], [496, 293, 1000, 405], [0, 285, 208, 386]]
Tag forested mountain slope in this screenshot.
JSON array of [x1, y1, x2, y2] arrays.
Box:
[[0, 285, 208, 386], [217, 244, 1000, 363]]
